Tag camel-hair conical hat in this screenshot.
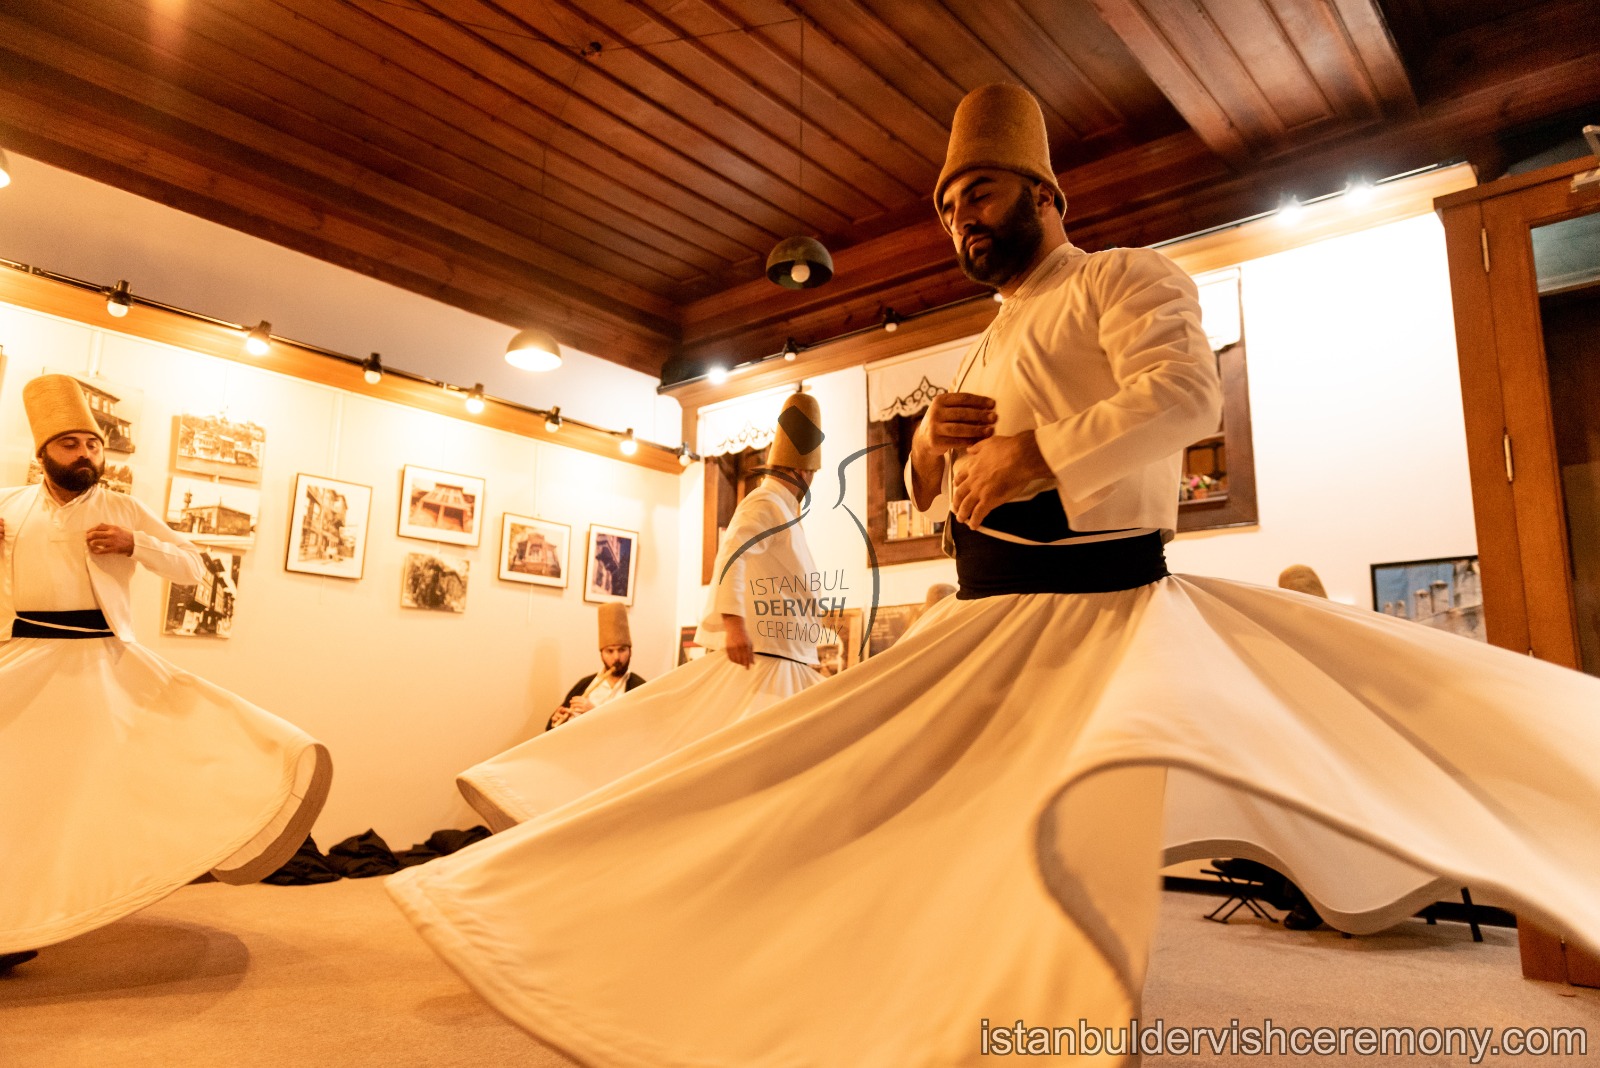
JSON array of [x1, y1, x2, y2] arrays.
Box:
[[767, 392, 823, 472], [23, 374, 102, 455], [934, 84, 1065, 230]]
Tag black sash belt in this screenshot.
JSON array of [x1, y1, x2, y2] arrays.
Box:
[[754, 651, 816, 667], [13, 609, 114, 639], [952, 491, 1168, 599]]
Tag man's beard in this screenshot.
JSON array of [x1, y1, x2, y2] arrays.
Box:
[[41, 454, 103, 493], [604, 654, 631, 678], [956, 187, 1045, 288]]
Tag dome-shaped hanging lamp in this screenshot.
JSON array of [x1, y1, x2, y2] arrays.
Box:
[[505, 327, 563, 372], [766, 236, 833, 290]]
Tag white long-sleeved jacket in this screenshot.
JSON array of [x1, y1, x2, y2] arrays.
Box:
[[0, 483, 207, 642]]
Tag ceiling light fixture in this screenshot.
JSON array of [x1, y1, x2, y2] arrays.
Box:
[[465, 383, 486, 415], [992, 291, 1004, 303], [882, 309, 903, 333], [678, 444, 693, 467], [782, 338, 801, 362], [707, 365, 729, 385], [362, 352, 384, 385], [765, 22, 832, 290], [1345, 178, 1375, 206], [0, 146, 12, 190], [619, 428, 638, 456], [506, 327, 563, 372], [1276, 196, 1305, 227], [544, 406, 562, 433], [105, 279, 132, 318], [245, 321, 272, 356]]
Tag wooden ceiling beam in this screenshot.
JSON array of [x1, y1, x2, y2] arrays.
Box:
[[1087, 0, 1416, 166], [0, 79, 675, 374]]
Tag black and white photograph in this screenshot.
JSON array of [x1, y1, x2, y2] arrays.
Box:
[[398, 464, 485, 548], [583, 524, 639, 606], [285, 473, 372, 581], [401, 552, 470, 614], [78, 377, 138, 454], [499, 514, 569, 588], [174, 412, 266, 482], [163, 550, 242, 638], [165, 475, 260, 549]]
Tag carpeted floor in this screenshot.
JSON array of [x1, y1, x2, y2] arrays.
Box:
[[3, 880, 1596, 1066]]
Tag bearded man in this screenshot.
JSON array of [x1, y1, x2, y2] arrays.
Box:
[[391, 86, 1600, 1067], [1, 375, 331, 968]]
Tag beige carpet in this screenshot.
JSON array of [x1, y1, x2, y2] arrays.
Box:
[[3, 880, 1597, 1066]]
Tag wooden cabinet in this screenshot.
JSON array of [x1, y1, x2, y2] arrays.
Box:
[[1437, 153, 1600, 986]]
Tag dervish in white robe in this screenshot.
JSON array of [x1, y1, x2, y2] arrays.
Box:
[[387, 87, 1600, 1067], [457, 392, 828, 831], [1, 375, 330, 957]]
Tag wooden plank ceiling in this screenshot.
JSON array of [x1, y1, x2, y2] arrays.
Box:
[[1, 0, 1596, 381]]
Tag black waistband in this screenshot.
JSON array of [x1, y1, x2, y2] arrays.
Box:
[[952, 520, 1168, 598], [13, 608, 114, 639], [754, 650, 816, 667]]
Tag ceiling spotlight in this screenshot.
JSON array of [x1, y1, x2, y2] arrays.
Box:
[[677, 444, 693, 467], [1345, 178, 1375, 206], [0, 146, 12, 190], [1276, 196, 1305, 227], [619, 428, 638, 456], [765, 235, 833, 289], [105, 280, 132, 318], [362, 352, 384, 385], [992, 291, 1004, 303], [544, 406, 562, 433], [465, 383, 486, 415], [707, 365, 729, 385], [782, 338, 800, 362], [244, 321, 272, 356], [506, 327, 562, 372], [882, 309, 904, 333]]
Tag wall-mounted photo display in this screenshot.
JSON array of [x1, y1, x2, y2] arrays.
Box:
[[584, 524, 639, 606], [28, 456, 134, 495], [78, 377, 139, 454], [174, 412, 266, 482], [1371, 555, 1485, 642], [816, 607, 864, 678], [865, 602, 928, 659], [398, 464, 485, 547], [285, 473, 372, 581], [677, 625, 705, 666], [499, 514, 570, 588], [163, 549, 242, 638], [401, 552, 470, 614], [165, 475, 260, 549]]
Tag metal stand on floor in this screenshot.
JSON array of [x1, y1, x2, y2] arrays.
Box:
[[1423, 888, 1485, 942], [1201, 865, 1279, 924]]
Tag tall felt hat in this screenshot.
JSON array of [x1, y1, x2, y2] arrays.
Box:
[[23, 374, 102, 455], [934, 84, 1065, 231], [597, 603, 631, 648], [1278, 565, 1328, 599], [767, 392, 823, 472]]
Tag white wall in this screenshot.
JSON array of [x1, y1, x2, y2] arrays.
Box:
[[0, 152, 682, 448], [0, 302, 683, 848], [678, 211, 1475, 619]]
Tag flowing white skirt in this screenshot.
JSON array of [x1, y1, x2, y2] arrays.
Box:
[[389, 576, 1600, 1068], [0, 637, 331, 953], [458, 652, 821, 831]]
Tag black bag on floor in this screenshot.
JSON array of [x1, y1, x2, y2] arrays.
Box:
[[324, 829, 401, 879], [262, 836, 341, 886]]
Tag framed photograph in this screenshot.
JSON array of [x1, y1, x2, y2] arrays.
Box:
[[78, 377, 139, 455], [165, 476, 260, 549], [285, 473, 372, 580], [401, 552, 470, 613], [865, 602, 928, 659], [164, 549, 242, 638], [816, 607, 864, 677], [398, 464, 485, 547], [1371, 555, 1485, 642], [499, 514, 570, 588], [584, 524, 639, 606], [174, 412, 265, 482], [678, 625, 705, 666]]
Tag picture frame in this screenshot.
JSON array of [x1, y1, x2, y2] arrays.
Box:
[[165, 475, 260, 549], [584, 524, 639, 606], [499, 514, 570, 588], [174, 412, 265, 482], [1370, 555, 1485, 642], [285, 473, 372, 581], [816, 607, 864, 678], [865, 602, 928, 659], [163, 549, 242, 638], [398, 464, 485, 547], [678, 625, 705, 666], [401, 551, 470, 613]]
